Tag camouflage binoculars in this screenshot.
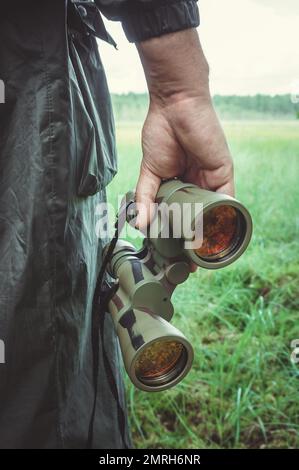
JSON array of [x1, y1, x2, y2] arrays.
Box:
[[103, 179, 252, 392]]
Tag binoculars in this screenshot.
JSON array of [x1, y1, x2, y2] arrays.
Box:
[[103, 179, 252, 392]]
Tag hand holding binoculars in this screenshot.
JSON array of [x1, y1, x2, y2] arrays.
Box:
[[103, 179, 253, 392]]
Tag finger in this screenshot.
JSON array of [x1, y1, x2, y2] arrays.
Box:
[[216, 179, 235, 198], [190, 262, 198, 273], [183, 160, 235, 197], [135, 163, 161, 230]]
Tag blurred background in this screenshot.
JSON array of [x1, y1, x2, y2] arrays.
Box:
[[98, 0, 299, 448]]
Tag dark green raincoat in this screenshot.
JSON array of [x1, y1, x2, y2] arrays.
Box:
[[0, 0, 199, 449]]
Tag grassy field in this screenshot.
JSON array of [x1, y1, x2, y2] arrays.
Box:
[[107, 120, 299, 449]]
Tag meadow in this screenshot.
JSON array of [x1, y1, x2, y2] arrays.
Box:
[[107, 120, 299, 449]]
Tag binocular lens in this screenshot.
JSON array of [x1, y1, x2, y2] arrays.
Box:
[[195, 205, 241, 260], [135, 339, 187, 386]]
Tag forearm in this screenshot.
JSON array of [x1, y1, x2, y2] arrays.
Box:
[[136, 29, 211, 105], [134, 27, 234, 223]]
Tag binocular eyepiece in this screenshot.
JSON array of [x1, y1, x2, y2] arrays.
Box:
[[103, 179, 252, 392]]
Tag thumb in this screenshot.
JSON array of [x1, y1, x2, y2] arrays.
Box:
[[135, 162, 161, 230]]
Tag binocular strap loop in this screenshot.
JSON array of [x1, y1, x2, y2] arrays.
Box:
[[87, 199, 134, 449], [87, 282, 130, 449]]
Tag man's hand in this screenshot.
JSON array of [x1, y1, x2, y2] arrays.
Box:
[[135, 29, 234, 228]]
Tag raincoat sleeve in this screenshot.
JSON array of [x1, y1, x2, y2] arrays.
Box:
[[95, 0, 200, 42]]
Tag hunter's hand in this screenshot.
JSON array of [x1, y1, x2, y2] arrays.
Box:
[[135, 29, 234, 228]]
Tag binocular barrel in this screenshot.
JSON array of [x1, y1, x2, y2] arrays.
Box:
[[113, 306, 194, 392], [154, 179, 253, 269], [106, 240, 194, 392]]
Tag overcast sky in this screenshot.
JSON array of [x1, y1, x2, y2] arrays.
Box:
[[98, 0, 299, 95]]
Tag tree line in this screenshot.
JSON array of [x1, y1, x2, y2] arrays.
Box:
[[111, 93, 299, 121]]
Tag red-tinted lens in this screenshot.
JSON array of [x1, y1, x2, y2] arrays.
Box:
[[135, 340, 184, 380], [195, 205, 239, 259]]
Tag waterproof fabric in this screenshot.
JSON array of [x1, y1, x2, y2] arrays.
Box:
[[0, 0, 199, 449]]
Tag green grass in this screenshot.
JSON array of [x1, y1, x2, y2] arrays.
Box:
[[107, 120, 299, 449]]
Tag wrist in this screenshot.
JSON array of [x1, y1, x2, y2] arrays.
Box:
[[148, 87, 212, 109], [137, 29, 211, 106]]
